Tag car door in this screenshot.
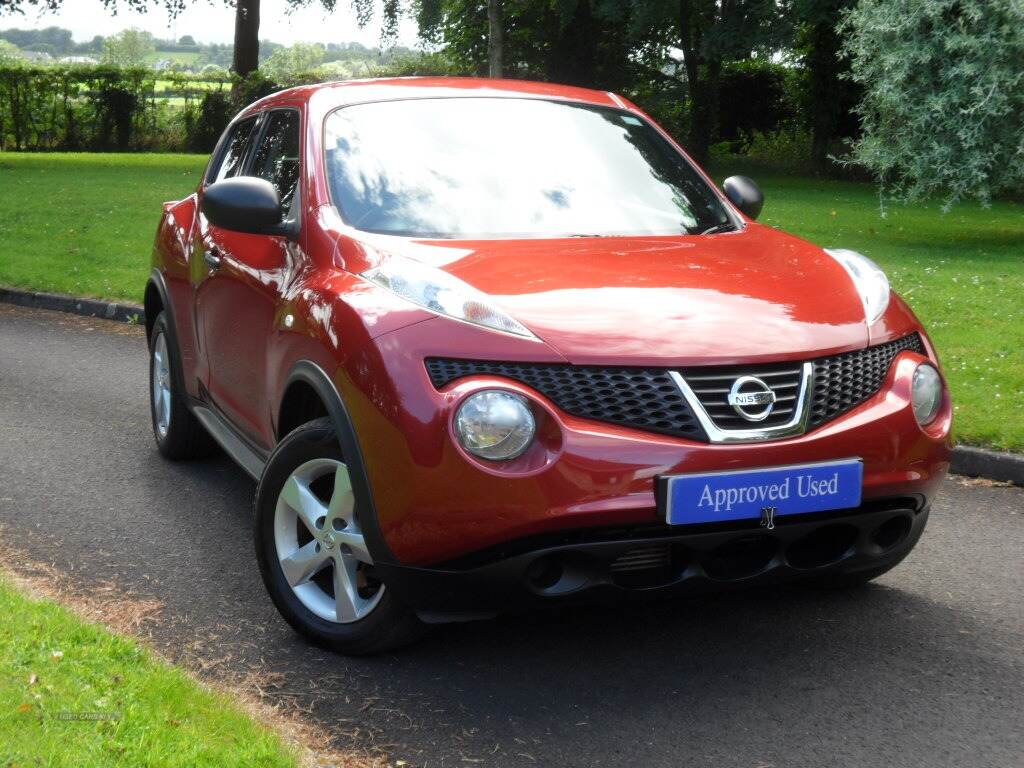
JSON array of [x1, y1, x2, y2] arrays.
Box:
[[187, 113, 260, 395], [194, 108, 302, 448]]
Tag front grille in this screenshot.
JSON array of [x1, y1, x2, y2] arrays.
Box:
[[425, 359, 705, 440], [681, 363, 804, 430], [426, 333, 925, 441], [809, 334, 925, 428]]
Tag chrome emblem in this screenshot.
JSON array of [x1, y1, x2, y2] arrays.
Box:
[[760, 506, 777, 530], [727, 376, 776, 421]]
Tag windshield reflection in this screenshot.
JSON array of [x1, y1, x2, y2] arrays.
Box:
[[324, 98, 730, 239]]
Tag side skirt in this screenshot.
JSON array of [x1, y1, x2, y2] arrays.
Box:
[[190, 403, 268, 481]]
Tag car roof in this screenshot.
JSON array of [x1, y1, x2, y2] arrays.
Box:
[[242, 76, 631, 117]]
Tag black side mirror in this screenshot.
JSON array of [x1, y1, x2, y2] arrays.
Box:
[[723, 175, 764, 220], [202, 177, 288, 236]]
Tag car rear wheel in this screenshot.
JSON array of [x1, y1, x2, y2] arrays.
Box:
[[254, 418, 424, 655], [149, 312, 215, 459]]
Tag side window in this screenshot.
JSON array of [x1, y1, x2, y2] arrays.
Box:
[[250, 111, 301, 211], [209, 117, 257, 184]]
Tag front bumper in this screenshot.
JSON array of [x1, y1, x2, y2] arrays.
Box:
[[341, 318, 951, 568], [374, 497, 930, 621]]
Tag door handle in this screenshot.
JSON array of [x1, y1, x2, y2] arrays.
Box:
[[204, 247, 222, 271]]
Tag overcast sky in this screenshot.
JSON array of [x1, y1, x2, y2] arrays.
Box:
[[0, 0, 421, 48]]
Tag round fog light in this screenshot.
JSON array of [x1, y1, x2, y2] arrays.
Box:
[[911, 363, 943, 426], [455, 390, 536, 461]]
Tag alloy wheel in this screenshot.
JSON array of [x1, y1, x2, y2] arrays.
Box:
[[273, 458, 384, 623], [151, 332, 172, 438]]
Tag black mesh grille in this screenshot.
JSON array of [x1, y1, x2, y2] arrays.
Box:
[[809, 333, 925, 428], [426, 333, 925, 440], [424, 359, 705, 440], [681, 363, 804, 430]]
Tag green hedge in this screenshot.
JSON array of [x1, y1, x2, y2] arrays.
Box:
[[0, 65, 234, 152]]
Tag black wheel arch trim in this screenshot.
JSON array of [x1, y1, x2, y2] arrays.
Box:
[[280, 360, 397, 566], [145, 269, 189, 398]]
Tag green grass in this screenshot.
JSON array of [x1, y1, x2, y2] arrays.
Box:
[[0, 153, 206, 301], [0, 152, 1021, 449], [0, 576, 298, 767]]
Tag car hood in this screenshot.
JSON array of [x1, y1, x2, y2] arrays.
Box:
[[373, 224, 870, 366]]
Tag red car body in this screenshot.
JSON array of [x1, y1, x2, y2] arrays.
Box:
[[146, 78, 951, 622]]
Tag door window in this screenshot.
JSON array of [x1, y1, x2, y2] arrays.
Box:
[[250, 111, 301, 211], [208, 116, 257, 184]]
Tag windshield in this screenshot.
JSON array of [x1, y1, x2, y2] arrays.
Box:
[[323, 98, 733, 239]]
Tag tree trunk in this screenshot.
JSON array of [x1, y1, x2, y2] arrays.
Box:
[[487, 0, 503, 78], [233, 0, 261, 79], [546, 0, 597, 87], [688, 58, 720, 164], [678, 0, 711, 162], [806, 19, 841, 172]]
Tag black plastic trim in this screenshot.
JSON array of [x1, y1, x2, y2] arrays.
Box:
[[281, 361, 397, 565], [145, 269, 188, 397], [375, 501, 930, 619]]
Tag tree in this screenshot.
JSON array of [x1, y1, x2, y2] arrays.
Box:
[[416, 0, 635, 87], [626, 0, 791, 163], [842, 0, 1024, 208], [178, 34, 196, 46], [0, 24, 73, 52], [487, 0, 502, 77], [0, 1, 398, 79], [263, 41, 327, 81], [101, 27, 156, 67], [792, 0, 859, 172], [0, 38, 22, 64]]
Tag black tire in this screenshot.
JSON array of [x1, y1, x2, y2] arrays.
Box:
[[148, 312, 216, 460], [254, 418, 425, 655]]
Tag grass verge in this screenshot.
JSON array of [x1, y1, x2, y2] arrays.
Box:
[[0, 152, 1021, 449], [0, 573, 299, 768], [0, 153, 206, 302]]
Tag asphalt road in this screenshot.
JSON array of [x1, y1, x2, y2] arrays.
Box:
[[1, 303, 1022, 768]]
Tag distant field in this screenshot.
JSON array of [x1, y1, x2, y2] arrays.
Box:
[[146, 50, 203, 65], [154, 79, 224, 93], [0, 152, 1021, 450]]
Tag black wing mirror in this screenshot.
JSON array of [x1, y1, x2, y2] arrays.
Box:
[[723, 176, 764, 220], [202, 177, 292, 236]]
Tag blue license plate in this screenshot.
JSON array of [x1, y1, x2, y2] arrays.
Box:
[[664, 459, 863, 525]]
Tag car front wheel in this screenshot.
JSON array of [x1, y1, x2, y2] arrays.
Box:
[[254, 418, 424, 654]]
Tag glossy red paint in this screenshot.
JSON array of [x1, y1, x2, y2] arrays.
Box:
[[149, 77, 951, 569]]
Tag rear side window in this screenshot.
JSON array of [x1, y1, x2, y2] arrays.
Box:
[[208, 117, 257, 184], [250, 111, 301, 211]]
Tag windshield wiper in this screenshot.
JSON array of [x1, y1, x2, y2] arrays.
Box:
[[699, 222, 738, 236]]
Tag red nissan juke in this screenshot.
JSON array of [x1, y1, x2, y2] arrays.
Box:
[[145, 78, 952, 654]]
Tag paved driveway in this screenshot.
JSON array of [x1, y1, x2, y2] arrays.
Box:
[[1, 303, 1021, 767]]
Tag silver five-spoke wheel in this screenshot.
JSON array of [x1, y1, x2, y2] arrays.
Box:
[[273, 457, 384, 623], [151, 331, 172, 438]]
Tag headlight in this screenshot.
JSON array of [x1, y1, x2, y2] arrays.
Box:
[[825, 248, 891, 325], [455, 390, 536, 460], [362, 256, 536, 338], [911, 363, 943, 426]]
